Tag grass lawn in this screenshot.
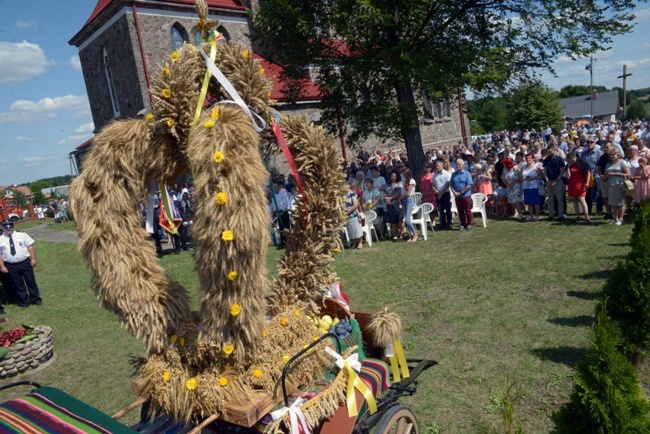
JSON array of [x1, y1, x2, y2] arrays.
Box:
[[0, 214, 640, 432]]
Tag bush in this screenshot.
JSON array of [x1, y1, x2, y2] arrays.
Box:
[[554, 303, 650, 433], [600, 199, 650, 360]]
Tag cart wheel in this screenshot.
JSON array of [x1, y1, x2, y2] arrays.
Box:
[[372, 405, 419, 434]]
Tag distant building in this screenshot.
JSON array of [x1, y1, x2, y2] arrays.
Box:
[[69, 0, 469, 173], [1, 185, 33, 201], [560, 90, 620, 123]]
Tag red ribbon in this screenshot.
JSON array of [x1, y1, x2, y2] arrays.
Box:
[[272, 118, 309, 227]]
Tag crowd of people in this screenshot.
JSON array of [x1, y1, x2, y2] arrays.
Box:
[[310, 119, 650, 249]]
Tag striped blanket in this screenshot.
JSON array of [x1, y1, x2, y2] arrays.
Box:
[[0, 386, 136, 434]]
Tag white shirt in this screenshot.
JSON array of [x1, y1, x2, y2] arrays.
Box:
[[433, 170, 451, 194], [0, 231, 34, 263], [270, 188, 291, 212]]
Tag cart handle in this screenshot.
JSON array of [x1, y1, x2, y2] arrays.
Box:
[[395, 358, 438, 388], [281, 332, 342, 407]]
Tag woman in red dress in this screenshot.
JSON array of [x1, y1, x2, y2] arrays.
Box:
[[419, 162, 437, 226], [565, 152, 590, 223]]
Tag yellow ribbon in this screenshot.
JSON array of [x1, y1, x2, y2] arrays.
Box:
[[387, 339, 409, 383], [192, 34, 219, 127], [326, 347, 377, 418]]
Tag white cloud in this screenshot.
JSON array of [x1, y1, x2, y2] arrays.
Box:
[[14, 135, 39, 142], [57, 134, 93, 146], [15, 20, 35, 29], [74, 122, 95, 134], [0, 41, 53, 84], [70, 55, 82, 72], [0, 94, 90, 123], [19, 156, 46, 167]]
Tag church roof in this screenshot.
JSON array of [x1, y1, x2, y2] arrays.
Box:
[[253, 53, 321, 101], [82, 0, 244, 29]]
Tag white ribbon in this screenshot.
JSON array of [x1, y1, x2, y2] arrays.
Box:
[[385, 341, 394, 358], [199, 48, 267, 132], [271, 397, 311, 434], [145, 179, 157, 234], [325, 347, 362, 373]]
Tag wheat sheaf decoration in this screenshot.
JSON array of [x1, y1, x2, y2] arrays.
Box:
[[69, 0, 348, 424]]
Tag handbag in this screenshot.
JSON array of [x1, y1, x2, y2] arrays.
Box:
[[623, 179, 634, 192], [538, 181, 546, 196], [357, 211, 366, 226]]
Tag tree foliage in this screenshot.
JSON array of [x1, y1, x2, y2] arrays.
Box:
[[10, 190, 27, 207], [505, 82, 563, 132], [253, 0, 639, 177], [559, 85, 608, 99], [625, 99, 648, 120]]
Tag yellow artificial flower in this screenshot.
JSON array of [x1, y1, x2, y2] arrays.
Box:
[[333, 248, 340, 254], [303, 344, 311, 354], [221, 230, 234, 241], [253, 369, 262, 378], [262, 330, 268, 338], [282, 355, 290, 364], [313, 336, 319, 341], [230, 303, 241, 315], [280, 317, 289, 327], [211, 107, 220, 120], [224, 344, 235, 355], [166, 118, 175, 127], [259, 68, 265, 74], [170, 334, 178, 343], [186, 378, 198, 390], [219, 377, 228, 387], [215, 192, 228, 205], [161, 88, 171, 98], [162, 371, 172, 382], [146, 113, 154, 122], [180, 337, 186, 347], [267, 92, 272, 98], [243, 49, 250, 59], [171, 51, 180, 62], [204, 120, 215, 129], [294, 309, 301, 317], [213, 150, 225, 163], [228, 271, 239, 282], [162, 68, 170, 77]]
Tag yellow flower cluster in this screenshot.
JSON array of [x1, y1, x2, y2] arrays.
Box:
[[186, 378, 198, 390], [171, 51, 180, 62], [162, 68, 170, 77], [224, 344, 235, 355], [221, 230, 234, 241], [280, 317, 289, 327], [204, 120, 215, 129], [219, 377, 228, 387], [259, 68, 265, 75], [161, 88, 171, 99], [253, 369, 262, 378], [230, 303, 240, 315], [211, 107, 220, 120], [215, 192, 228, 205], [146, 113, 154, 122], [213, 151, 224, 163], [228, 271, 238, 282], [170, 334, 178, 343], [243, 49, 250, 59], [294, 310, 301, 317], [179, 337, 186, 347], [282, 355, 290, 364], [162, 371, 172, 382], [166, 118, 175, 127]]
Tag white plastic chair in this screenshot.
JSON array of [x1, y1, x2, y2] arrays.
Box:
[[361, 210, 378, 246], [450, 197, 458, 226], [471, 193, 488, 228], [413, 192, 422, 207], [411, 202, 435, 240], [340, 227, 351, 248]]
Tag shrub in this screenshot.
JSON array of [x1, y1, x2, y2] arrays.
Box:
[[600, 199, 650, 360], [554, 303, 650, 433]]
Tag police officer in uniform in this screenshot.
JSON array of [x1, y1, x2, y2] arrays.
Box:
[[0, 220, 42, 308]]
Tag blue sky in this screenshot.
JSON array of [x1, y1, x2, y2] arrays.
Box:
[[0, 1, 649, 186]]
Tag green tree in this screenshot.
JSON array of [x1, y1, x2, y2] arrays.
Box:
[[559, 85, 591, 98], [11, 190, 27, 207], [505, 82, 563, 132], [475, 98, 507, 133], [253, 0, 638, 178], [625, 99, 647, 120], [29, 181, 52, 205]]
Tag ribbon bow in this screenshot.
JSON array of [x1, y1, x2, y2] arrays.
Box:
[[325, 347, 377, 417], [386, 339, 410, 382], [270, 397, 311, 434]]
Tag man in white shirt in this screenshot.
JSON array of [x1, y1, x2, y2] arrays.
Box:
[[0, 220, 42, 309], [270, 181, 291, 239], [433, 160, 452, 229]]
